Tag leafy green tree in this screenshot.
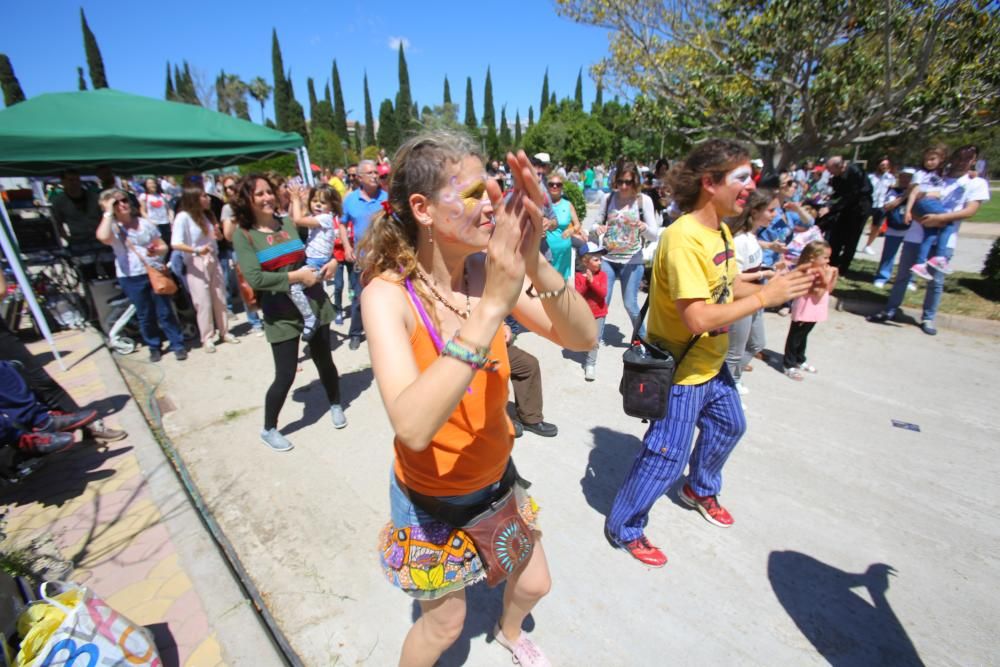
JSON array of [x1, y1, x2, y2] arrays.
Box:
[[592, 77, 603, 114], [271, 29, 290, 130], [309, 127, 347, 170], [378, 98, 399, 152], [248, 76, 272, 123], [395, 44, 414, 139], [307, 77, 318, 111], [174, 61, 198, 105], [443, 76, 452, 105], [164, 63, 174, 100], [420, 104, 464, 133], [514, 110, 523, 148], [523, 99, 613, 166], [499, 106, 513, 155], [540, 68, 549, 116], [557, 0, 1000, 169], [216, 72, 228, 112], [0, 54, 26, 106], [286, 73, 308, 139], [78, 67, 87, 91], [464, 77, 477, 132], [528, 106, 534, 129], [312, 99, 337, 134], [363, 72, 376, 145], [562, 180, 587, 221], [331, 60, 348, 138], [574, 68, 584, 108], [482, 67, 498, 157], [80, 8, 108, 88]]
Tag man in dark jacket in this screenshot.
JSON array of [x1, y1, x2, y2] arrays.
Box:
[[822, 156, 873, 273]]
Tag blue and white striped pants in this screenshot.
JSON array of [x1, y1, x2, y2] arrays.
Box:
[[606, 366, 746, 543]]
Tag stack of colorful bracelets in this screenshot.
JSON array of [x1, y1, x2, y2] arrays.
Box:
[[441, 334, 500, 372]]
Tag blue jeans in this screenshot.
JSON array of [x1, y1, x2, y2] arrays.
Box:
[[912, 199, 956, 263], [332, 261, 352, 312], [884, 240, 951, 323], [348, 264, 364, 338], [875, 234, 906, 283], [606, 366, 746, 543], [218, 248, 237, 310], [0, 361, 50, 442], [602, 260, 644, 337], [118, 274, 186, 351]]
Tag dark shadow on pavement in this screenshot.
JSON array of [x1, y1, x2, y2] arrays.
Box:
[[283, 368, 373, 435], [560, 348, 588, 365], [0, 444, 129, 508], [409, 583, 536, 666], [145, 622, 180, 667], [581, 426, 643, 518], [601, 323, 628, 348], [82, 393, 131, 418], [768, 551, 924, 667]]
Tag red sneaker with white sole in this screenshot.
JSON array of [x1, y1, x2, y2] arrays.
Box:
[[680, 483, 734, 528]]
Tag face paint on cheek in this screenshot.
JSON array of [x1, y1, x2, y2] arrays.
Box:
[[727, 167, 753, 187]]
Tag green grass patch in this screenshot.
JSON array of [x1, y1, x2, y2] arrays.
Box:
[[836, 258, 1000, 320], [969, 195, 1000, 223]]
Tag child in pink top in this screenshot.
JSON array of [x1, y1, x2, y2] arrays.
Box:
[[783, 240, 839, 380], [575, 242, 609, 381]]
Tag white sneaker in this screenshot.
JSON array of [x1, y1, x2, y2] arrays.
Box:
[[584, 365, 596, 382], [873, 280, 887, 289], [863, 246, 875, 256], [735, 381, 749, 396], [493, 624, 550, 667], [222, 334, 241, 344], [906, 282, 917, 292], [204, 340, 217, 353]]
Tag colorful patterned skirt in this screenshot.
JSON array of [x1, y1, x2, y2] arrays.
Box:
[[378, 469, 539, 601]]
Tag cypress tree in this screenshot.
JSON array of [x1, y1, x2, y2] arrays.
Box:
[[78, 66, 88, 91], [528, 105, 534, 129], [363, 72, 376, 145], [307, 77, 318, 111], [540, 68, 549, 116], [216, 71, 228, 112], [514, 110, 522, 148], [324, 81, 331, 104], [550, 92, 556, 109], [592, 78, 603, 114], [271, 29, 288, 130], [332, 60, 348, 138], [164, 62, 173, 100], [0, 55, 26, 107], [574, 68, 584, 107], [80, 9, 108, 88], [287, 71, 308, 139], [396, 44, 413, 139], [464, 77, 477, 132], [482, 67, 495, 128], [498, 106, 512, 155], [182, 61, 198, 105], [377, 99, 399, 152], [443, 76, 452, 105], [354, 123, 363, 153]]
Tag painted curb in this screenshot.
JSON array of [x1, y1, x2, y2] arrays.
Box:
[[835, 297, 1000, 336]]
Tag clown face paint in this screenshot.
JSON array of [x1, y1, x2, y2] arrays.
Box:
[[432, 156, 495, 247], [726, 166, 754, 187]]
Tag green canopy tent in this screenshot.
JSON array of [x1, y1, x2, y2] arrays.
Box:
[[0, 89, 310, 367], [0, 88, 305, 175]]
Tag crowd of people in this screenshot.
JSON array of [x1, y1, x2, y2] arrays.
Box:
[[0, 131, 990, 665]]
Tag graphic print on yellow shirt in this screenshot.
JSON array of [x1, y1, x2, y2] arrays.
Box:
[[647, 214, 737, 385]]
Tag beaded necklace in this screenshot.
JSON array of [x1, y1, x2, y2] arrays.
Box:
[[415, 267, 470, 320]]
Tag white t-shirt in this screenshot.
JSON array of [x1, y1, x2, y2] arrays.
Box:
[[139, 193, 171, 226], [220, 203, 235, 223], [173, 211, 218, 255], [305, 213, 338, 260], [734, 232, 763, 272], [903, 175, 990, 245], [109, 218, 163, 278]]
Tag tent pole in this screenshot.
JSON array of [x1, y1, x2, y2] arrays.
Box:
[[0, 197, 65, 370], [301, 146, 315, 187]]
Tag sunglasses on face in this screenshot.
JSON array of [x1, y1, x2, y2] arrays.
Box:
[[547, 182, 564, 189], [616, 179, 635, 187], [114, 198, 129, 205]]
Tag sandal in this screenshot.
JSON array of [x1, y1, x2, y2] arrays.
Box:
[[799, 363, 817, 374], [784, 367, 804, 381]]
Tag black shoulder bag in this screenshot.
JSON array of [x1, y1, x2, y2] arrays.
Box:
[[619, 229, 731, 420]]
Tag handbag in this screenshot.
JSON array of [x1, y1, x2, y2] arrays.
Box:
[[399, 460, 534, 587], [121, 225, 177, 296], [620, 228, 731, 420]]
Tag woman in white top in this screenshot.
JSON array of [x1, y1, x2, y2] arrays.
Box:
[[591, 159, 660, 335], [139, 178, 174, 240], [725, 190, 779, 393], [171, 186, 239, 352]]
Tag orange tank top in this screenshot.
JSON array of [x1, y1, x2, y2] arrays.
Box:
[[392, 282, 513, 496]]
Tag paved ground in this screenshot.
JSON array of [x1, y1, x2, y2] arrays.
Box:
[[132, 280, 1000, 665], [0, 329, 282, 666]]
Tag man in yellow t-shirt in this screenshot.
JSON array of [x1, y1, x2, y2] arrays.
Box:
[[647, 214, 737, 385], [604, 139, 814, 569], [328, 168, 348, 199]]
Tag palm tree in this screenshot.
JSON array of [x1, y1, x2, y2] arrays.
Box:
[[248, 77, 273, 124]]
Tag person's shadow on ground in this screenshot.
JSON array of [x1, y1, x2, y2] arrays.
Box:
[[768, 551, 925, 667], [283, 367, 373, 435], [0, 444, 128, 508], [580, 426, 643, 518], [409, 583, 536, 666]]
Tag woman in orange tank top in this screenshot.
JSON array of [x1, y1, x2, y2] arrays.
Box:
[[360, 131, 596, 667]]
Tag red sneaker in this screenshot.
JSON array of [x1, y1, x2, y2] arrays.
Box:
[[680, 484, 734, 528], [42, 409, 98, 433], [19, 431, 75, 456], [622, 536, 667, 567]]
